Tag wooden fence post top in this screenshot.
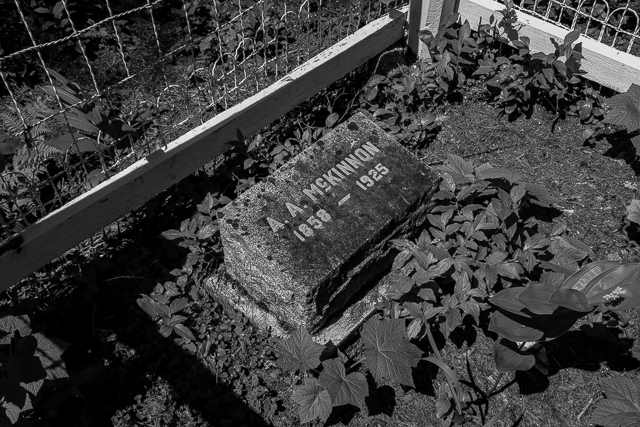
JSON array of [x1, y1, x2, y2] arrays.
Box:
[[407, 0, 459, 61]]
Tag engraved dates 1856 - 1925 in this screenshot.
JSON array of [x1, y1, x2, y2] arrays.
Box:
[[265, 158, 389, 242]]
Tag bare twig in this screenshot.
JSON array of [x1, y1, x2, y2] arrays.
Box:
[[577, 395, 597, 423]]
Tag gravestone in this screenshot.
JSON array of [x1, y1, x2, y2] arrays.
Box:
[[208, 112, 438, 342]]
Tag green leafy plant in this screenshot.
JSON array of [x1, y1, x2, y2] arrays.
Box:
[[0, 312, 101, 425], [573, 83, 606, 124], [276, 317, 422, 424], [590, 376, 640, 427], [159, 191, 223, 275], [0, 99, 58, 175], [473, 20, 584, 117], [380, 154, 640, 422], [277, 315, 509, 426], [585, 82, 640, 153], [410, 4, 601, 121], [0, 100, 63, 226], [418, 14, 476, 102], [38, 69, 152, 159], [489, 260, 640, 372]]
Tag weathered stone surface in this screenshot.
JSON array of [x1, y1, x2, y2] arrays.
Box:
[[205, 270, 393, 345], [216, 112, 438, 336]]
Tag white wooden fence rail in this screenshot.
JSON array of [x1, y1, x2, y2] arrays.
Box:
[[2, 0, 640, 291], [0, 6, 408, 290], [458, 0, 640, 93]]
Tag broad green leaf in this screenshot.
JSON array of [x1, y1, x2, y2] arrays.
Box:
[[454, 272, 471, 300], [492, 338, 535, 373], [136, 295, 158, 320], [426, 245, 449, 261], [45, 133, 105, 153], [553, 235, 594, 258], [584, 263, 640, 309], [318, 359, 368, 409], [0, 314, 31, 337], [366, 74, 386, 87], [442, 307, 463, 338], [517, 283, 562, 315], [604, 83, 640, 132], [168, 315, 188, 326], [40, 84, 82, 106], [510, 183, 526, 204], [385, 272, 414, 300], [460, 300, 481, 325], [53, 110, 100, 134], [440, 154, 475, 184], [406, 318, 423, 340], [548, 288, 592, 312], [325, 112, 339, 128], [276, 326, 324, 373], [525, 183, 560, 207], [460, 19, 471, 41], [159, 324, 173, 337], [490, 287, 528, 315], [494, 262, 522, 280], [474, 162, 493, 174], [590, 376, 640, 427], [485, 251, 508, 266], [582, 263, 640, 298], [404, 301, 442, 323], [0, 377, 28, 422], [291, 378, 332, 424], [392, 250, 412, 271], [627, 200, 640, 225], [542, 261, 576, 277], [362, 317, 422, 387], [156, 303, 171, 319], [541, 269, 567, 284], [564, 30, 580, 46], [33, 332, 69, 380], [20, 378, 44, 398], [173, 324, 196, 341], [436, 393, 453, 418], [169, 297, 188, 313], [488, 311, 544, 342], [441, 172, 456, 193]]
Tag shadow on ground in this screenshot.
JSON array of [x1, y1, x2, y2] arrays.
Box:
[[32, 176, 277, 426], [42, 274, 273, 427], [515, 327, 639, 395]]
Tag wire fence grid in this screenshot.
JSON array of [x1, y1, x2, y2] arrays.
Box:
[[506, 0, 640, 54], [0, 0, 405, 245]]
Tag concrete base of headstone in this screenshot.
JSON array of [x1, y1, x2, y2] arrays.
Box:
[[204, 269, 393, 345], [215, 112, 439, 340]]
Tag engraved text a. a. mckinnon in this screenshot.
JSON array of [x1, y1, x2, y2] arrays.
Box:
[[303, 141, 380, 203]]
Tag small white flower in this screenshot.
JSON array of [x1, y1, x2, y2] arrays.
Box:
[[602, 287, 626, 302]]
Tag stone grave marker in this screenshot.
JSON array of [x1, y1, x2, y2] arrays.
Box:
[[207, 112, 438, 343]]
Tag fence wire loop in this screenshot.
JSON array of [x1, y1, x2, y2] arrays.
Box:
[[0, 0, 406, 242]]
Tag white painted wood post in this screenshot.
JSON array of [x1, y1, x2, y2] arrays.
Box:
[[407, 0, 459, 61]]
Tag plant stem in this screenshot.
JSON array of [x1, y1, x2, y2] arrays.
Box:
[[347, 357, 366, 372], [487, 372, 505, 397], [425, 323, 443, 361]]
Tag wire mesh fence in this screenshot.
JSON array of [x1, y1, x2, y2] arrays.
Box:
[[506, 0, 640, 55], [0, 0, 406, 243]]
